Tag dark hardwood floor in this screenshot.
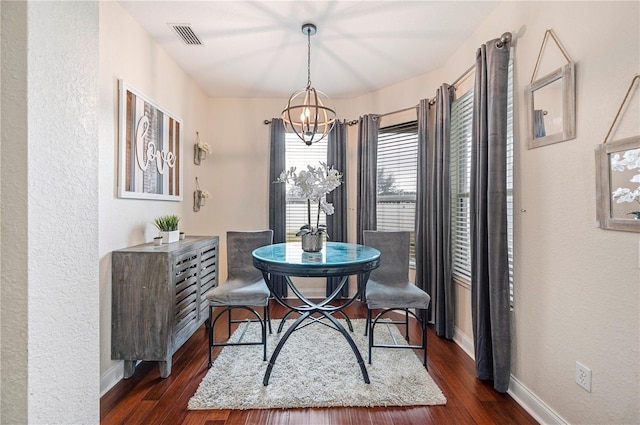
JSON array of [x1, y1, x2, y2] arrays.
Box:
[[101, 300, 538, 425]]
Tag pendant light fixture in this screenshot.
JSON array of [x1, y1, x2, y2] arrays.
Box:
[[282, 23, 336, 146]]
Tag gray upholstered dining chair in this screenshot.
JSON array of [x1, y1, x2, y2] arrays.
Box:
[[205, 230, 273, 367], [363, 230, 431, 367]]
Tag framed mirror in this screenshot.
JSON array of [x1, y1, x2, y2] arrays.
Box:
[[595, 136, 640, 232], [526, 62, 575, 149]]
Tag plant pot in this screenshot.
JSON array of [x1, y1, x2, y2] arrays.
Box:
[[160, 230, 180, 244], [301, 233, 323, 252], [153, 238, 163, 246]]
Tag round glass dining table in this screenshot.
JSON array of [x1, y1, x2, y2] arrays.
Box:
[[252, 242, 380, 385]]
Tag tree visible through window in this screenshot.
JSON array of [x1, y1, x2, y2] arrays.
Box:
[[376, 121, 418, 265]]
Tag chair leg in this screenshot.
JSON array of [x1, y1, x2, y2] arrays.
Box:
[[364, 308, 371, 336], [405, 309, 410, 341], [368, 309, 373, 364], [208, 305, 214, 368], [423, 315, 428, 369], [262, 308, 267, 361]]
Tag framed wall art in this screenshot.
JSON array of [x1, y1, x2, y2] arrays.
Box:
[[118, 80, 183, 201], [595, 75, 640, 232]]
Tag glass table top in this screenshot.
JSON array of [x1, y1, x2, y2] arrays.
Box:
[[252, 242, 380, 268]]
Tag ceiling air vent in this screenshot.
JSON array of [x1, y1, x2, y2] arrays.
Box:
[[169, 24, 203, 46]]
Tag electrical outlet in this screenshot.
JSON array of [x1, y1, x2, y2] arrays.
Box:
[[576, 361, 592, 392]]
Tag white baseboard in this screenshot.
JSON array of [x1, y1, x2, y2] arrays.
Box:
[[453, 326, 475, 359], [452, 327, 567, 425], [508, 376, 568, 425], [100, 361, 124, 397]]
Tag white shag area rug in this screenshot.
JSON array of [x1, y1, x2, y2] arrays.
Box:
[[188, 318, 446, 410]]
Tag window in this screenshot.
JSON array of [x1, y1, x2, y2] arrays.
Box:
[[284, 133, 327, 241], [449, 60, 514, 305], [506, 58, 514, 305], [376, 121, 419, 265], [450, 90, 474, 285]]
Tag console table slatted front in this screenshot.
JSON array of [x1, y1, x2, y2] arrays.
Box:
[[111, 236, 219, 378]]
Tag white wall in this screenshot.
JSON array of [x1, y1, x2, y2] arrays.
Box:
[[343, 2, 640, 424], [98, 1, 210, 388], [1, 2, 100, 424]]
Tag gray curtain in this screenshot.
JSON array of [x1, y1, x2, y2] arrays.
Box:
[[416, 88, 455, 339], [326, 121, 348, 297], [415, 99, 430, 320], [268, 118, 287, 297], [356, 115, 379, 294], [470, 38, 511, 393]]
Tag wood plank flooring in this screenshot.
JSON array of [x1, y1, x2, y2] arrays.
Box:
[[101, 300, 538, 425]]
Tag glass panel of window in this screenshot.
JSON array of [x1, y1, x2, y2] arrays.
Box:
[[376, 121, 418, 265], [284, 133, 327, 241]]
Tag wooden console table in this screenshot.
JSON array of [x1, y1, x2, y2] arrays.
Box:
[[111, 236, 219, 378]]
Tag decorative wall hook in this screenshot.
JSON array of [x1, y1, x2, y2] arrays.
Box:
[[193, 177, 210, 212], [194, 132, 211, 165]]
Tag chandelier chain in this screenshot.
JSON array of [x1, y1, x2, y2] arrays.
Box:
[[306, 28, 312, 88]]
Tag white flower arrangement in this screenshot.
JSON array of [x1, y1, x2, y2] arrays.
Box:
[[200, 190, 211, 198], [197, 142, 212, 154], [276, 162, 342, 235], [611, 148, 640, 219]]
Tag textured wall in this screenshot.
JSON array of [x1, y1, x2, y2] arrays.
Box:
[[1, 2, 100, 424], [27, 2, 100, 423]]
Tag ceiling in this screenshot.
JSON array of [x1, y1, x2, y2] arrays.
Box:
[[118, 1, 501, 99]]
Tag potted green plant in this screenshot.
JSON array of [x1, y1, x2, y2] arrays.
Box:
[[154, 214, 181, 244], [153, 236, 163, 246]]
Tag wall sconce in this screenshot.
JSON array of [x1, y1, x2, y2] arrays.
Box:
[[194, 132, 211, 165], [193, 177, 210, 212]]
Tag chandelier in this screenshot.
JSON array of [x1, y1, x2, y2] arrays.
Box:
[[282, 23, 336, 146]]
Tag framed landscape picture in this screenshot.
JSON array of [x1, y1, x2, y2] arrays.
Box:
[[118, 80, 183, 201]]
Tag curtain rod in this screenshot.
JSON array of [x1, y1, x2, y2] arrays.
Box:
[[346, 31, 511, 126], [270, 32, 512, 127], [345, 62, 473, 126]]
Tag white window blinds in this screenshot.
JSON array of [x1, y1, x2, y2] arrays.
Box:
[[450, 90, 474, 284], [507, 58, 514, 306], [450, 58, 514, 306], [284, 133, 328, 241], [376, 121, 418, 264]]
